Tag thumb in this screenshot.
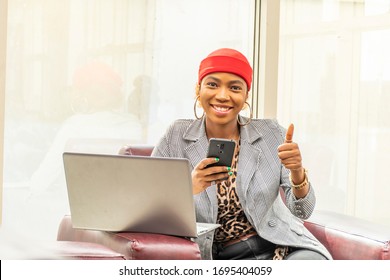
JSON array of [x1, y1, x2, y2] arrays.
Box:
[[285, 123, 294, 143]]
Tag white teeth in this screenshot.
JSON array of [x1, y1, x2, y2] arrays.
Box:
[[214, 106, 230, 112]]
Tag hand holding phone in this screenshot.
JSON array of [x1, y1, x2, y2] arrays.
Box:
[[206, 138, 236, 167]]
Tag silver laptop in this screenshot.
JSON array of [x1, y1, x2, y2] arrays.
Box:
[[62, 152, 219, 238]]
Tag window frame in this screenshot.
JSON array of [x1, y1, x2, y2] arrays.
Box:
[[0, 0, 279, 224], [0, 0, 8, 225]]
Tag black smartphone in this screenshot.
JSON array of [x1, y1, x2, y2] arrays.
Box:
[[206, 138, 236, 167]]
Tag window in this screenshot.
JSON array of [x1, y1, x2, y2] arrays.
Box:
[[2, 0, 255, 242], [278, 0, 390, 225]]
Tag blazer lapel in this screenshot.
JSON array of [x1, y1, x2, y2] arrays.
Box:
[[182, 117, 209, 169], [183, 118, 218, 217], [236, 120, 263, 197]]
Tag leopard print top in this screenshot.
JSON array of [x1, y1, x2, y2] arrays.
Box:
[[214, 141, 257, 243]]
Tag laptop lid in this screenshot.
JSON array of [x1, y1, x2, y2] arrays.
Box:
[[63, 152, 201, 238]]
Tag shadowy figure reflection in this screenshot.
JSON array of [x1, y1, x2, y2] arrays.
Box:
[[127, 74, 160, 140], [26, 61, 142, 240]]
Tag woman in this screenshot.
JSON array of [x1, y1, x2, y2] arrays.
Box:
[[152, 48, 331, 260]]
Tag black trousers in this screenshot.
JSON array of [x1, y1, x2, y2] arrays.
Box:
[[213, 235, 327, 260]]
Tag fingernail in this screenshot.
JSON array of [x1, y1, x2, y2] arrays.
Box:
[[228, 171, 233, 176], [215, 158, 219, 162], [227, 166, 231, 171]]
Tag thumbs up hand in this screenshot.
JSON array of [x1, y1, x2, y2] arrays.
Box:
[[278, 124, 307, 190], [278, 124, 302, 171]]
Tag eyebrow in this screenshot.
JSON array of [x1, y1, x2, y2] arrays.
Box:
[[205, 75, 245, 85]]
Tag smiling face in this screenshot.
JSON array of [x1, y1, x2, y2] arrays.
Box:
[[198, 72, 248, 131]]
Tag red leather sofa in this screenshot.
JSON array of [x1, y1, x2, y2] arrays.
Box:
[[57, 144, 390, 260]]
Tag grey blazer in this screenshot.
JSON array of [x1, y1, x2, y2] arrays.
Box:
[[152, 117, 332, 260]]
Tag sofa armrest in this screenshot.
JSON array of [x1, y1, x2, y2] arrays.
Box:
[[57, 215, 201, 260], [304, 210, 390, 260], [118, 145, 154, 156]]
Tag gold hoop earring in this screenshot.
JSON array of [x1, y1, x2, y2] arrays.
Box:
[[237, 101, 253, 126], [193, 95, 204, 120]]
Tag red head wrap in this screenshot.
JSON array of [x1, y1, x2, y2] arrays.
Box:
[[198, 48, 253, 91]]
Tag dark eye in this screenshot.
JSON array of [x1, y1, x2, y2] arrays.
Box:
[[231, 85, 242, 92], [206, 82, 218, 88]]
